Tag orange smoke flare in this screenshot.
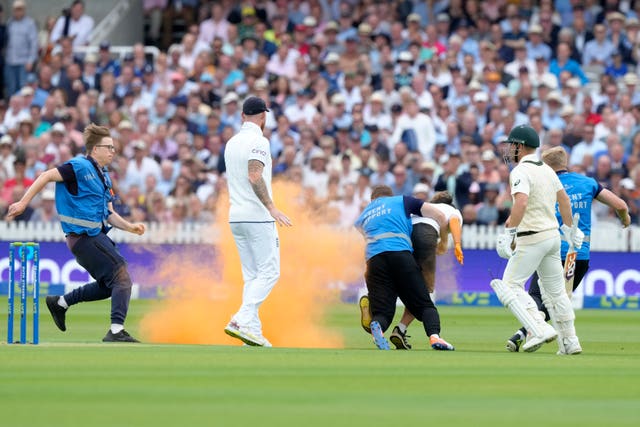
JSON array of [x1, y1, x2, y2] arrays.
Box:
[[139, 181, 364, 348]]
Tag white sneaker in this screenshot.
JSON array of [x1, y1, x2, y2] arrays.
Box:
[[522, 323, 557, 352], [557, 336, 582, 355], [224, 321, 265, 346], [258, 336, 272, 347]]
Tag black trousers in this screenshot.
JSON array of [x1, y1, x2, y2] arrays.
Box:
[[411, 223, 438, 293], [528, 259, 590, 321], [63, 232, 133, 325], [365, 251, 441, 336]]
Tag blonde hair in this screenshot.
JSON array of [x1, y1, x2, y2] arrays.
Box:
[[83, 123, 111, 152], [541, 146, 568, 170]]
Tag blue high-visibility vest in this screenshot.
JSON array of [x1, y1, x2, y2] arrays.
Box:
[[55, 157, 113, 236]]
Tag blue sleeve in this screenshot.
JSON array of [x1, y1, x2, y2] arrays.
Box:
[[593, 180, 603, 198], [403, 196, 424, 218]]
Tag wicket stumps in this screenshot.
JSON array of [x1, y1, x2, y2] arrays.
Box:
[[7, 242, 40, 345]]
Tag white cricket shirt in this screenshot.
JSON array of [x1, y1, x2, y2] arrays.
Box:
[[412, 203, 462, 234], [224, 122, 274, 222], [510, 153, 563, 243]]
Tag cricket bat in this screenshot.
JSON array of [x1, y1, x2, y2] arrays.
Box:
[[563, 213, 580, 297]]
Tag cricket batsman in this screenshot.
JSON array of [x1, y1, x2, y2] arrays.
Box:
[[491, 125, 585, 355], [506, 146, 631, 351]]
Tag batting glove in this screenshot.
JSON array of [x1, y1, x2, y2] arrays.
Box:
[[560, 224, 585, 249], [496, 227, 517, 259]]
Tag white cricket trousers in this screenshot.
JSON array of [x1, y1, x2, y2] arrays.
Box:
[[503, 235, 571, 323], [230, 222, 280, 334]]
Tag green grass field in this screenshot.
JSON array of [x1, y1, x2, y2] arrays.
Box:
[[1, 299, 638, 427]]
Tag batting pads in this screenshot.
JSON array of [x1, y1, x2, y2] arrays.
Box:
[[490, 279, 546, 337], [542, 293, 576, 339]]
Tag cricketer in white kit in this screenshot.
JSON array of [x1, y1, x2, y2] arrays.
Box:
[[224, 96, 292, 347], [491, 125, 585, 355]]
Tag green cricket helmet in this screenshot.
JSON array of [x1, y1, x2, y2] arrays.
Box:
[[506, 125, 540, 148], [502, 124, 540, 165]]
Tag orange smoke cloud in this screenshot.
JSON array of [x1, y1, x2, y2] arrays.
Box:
[[139, 181, 364, 348]]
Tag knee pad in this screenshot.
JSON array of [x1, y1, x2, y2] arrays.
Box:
[[542, 293, 575, 322], [490, 279, 517, 306]]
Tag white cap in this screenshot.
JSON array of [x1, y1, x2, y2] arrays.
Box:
[[20, 86, 34, 96], [623, 72, 639, 85], [539, 74, 558, 89], [397, 51, 413, 62], [331, 93, 346, 105], [412, 182, 430, 195], [560, 104, 575, 116], [547, 91, 563, 103], [84, 53, 98, 64], [0, 134, 13, 145], [303, 16, 317, 27], [473, 92, 489, 102], [324, 52, 340, 64], [468, 80, 483, 91], [254, 78, 269, 90], [198, 104, 212, 117], [481, 150, 496, 161], [309, 147, 327, 160], [222, 92, 239, 104], [370, 91, 384, 103], [621, 177, 635, 190], [51, 122, 66, 133], [497, 87, 510, 98], [528, 24, 543, 34], [132, 140, 146, 150], [566, 78, 581, 89], [118, 120, 133, 130]]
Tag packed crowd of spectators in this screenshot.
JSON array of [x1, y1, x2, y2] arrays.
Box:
[[1, 0, 640, 229]]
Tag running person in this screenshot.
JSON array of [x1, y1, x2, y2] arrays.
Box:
[[223, 96, 292, 347], [506, 146, 631, 351], [355, 185, 455, 351], [6, 123, 146, 342], [492, 125, 584, 355]]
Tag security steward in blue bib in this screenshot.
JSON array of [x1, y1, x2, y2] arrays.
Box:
[[6, 123, 146, 342], [354, 185, 456, 351]]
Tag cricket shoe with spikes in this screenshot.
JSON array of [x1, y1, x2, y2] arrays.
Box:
[[359, 295, 372, 334], [506, 331, 524, 352], [389, 326, 412, 350], [370, 321, 390, 350], [430, 335, 455, 351]]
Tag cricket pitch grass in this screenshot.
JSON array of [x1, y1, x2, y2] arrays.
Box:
[[1, 299, 638, 427]]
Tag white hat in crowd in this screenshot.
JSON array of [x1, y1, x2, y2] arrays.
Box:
[[412, 183, 430, 195], [222, 92, 239, 104], [473, 92, 489, 103], [0, 135, 13, 146], [51, 122, 66, 134]]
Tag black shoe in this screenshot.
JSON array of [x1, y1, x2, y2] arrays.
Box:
[[506, 332, 523, 352], [102, 329, 140, 343], [389, 326, 412, 350], [46, 296, 67, 331]]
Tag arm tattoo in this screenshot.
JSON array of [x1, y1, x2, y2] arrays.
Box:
[[248, 159, 273, 208]]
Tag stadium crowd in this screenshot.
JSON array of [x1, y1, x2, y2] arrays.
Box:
[[1, 0, 640, 229]]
